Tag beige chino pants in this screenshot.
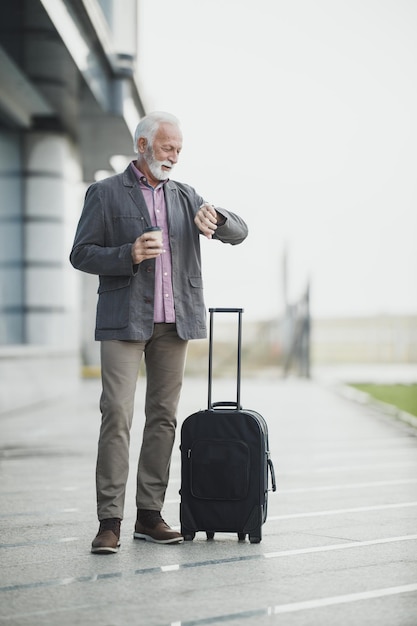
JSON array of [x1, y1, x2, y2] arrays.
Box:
[[96, 324, 188, 520]]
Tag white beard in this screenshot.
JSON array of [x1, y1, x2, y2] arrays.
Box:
[[145, 146, 172, 181]]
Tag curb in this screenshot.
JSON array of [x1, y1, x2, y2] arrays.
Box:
[[337, 383, 417, 430]]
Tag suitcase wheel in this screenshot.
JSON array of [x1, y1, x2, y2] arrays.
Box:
[[238, 532, 246, 541], [183, 531, 195, 541], [206, 532, 215, 540], [249, 527, 262, 543]]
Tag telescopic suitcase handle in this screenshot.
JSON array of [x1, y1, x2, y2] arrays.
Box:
[[208, 308, 243, 410]]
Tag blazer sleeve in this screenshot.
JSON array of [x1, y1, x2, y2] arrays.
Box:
[[212, 207, 248, 245], [69, 182, 136, 277]]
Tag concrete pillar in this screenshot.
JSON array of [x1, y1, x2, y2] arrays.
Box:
[[23, 132, 83, 346], [0, 131, 24, 344]]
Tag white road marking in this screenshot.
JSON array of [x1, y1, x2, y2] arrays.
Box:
[[269, 501, 417, 520]]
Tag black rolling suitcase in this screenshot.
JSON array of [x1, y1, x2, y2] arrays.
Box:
[[180, 308, 276, 543]]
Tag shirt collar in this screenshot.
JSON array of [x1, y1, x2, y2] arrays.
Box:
[[131, 160, 168, 190]]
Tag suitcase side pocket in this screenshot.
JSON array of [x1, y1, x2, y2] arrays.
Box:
[[189, 439, 250, 501]]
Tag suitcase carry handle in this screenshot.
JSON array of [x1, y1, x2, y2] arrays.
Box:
[[208, 308, 243, 410], [211, 401, 239, 409], [268, 457, 277, 492]]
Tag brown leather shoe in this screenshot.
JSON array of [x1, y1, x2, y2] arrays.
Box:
[[91, 518, 121, 554], [133, 510, 183, 544]]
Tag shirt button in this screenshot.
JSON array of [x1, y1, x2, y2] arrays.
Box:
[[165, 294, 169, 298]]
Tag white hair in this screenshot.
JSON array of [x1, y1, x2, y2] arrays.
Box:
[[133, 111, 181, 154]]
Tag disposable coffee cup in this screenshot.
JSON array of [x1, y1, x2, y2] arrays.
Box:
[[143, 226, 162, 244]]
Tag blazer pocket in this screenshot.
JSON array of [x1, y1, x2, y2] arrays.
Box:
[[188, 276, 205, 324], [189, 276, 203, 289], [96, 276, 131, 330]]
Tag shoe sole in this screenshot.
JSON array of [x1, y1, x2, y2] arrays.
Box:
[[133, 532, 183, 544], [91, 542, 121, 554]]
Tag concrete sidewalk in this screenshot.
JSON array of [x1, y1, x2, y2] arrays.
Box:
[[1, 370, 417, 625]]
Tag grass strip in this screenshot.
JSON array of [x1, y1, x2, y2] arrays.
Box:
[[350, 383, 417, 418]]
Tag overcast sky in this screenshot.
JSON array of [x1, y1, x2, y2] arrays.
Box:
[[136, 0, 417, 320]]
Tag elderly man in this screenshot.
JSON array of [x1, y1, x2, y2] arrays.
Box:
[[70, 111, 248, 554]]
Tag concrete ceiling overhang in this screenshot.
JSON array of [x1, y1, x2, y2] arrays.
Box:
[[0, 0, 145, 180], [38, 1, 145, 113], [0, 46, 53, 127], [79, 76, 144, 181]]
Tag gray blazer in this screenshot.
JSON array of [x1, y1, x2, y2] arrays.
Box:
[[70, 165, 248, 341]]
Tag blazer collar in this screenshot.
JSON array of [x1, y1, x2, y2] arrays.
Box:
[[122, 164, 151, 224]]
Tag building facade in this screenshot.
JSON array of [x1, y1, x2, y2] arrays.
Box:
[[0, 0, 145, 412]]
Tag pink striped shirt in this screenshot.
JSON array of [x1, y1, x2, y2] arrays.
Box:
[[131, 162, 175, 323]]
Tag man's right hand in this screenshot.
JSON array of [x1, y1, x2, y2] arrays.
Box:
[[131, 232, 164, 264]]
